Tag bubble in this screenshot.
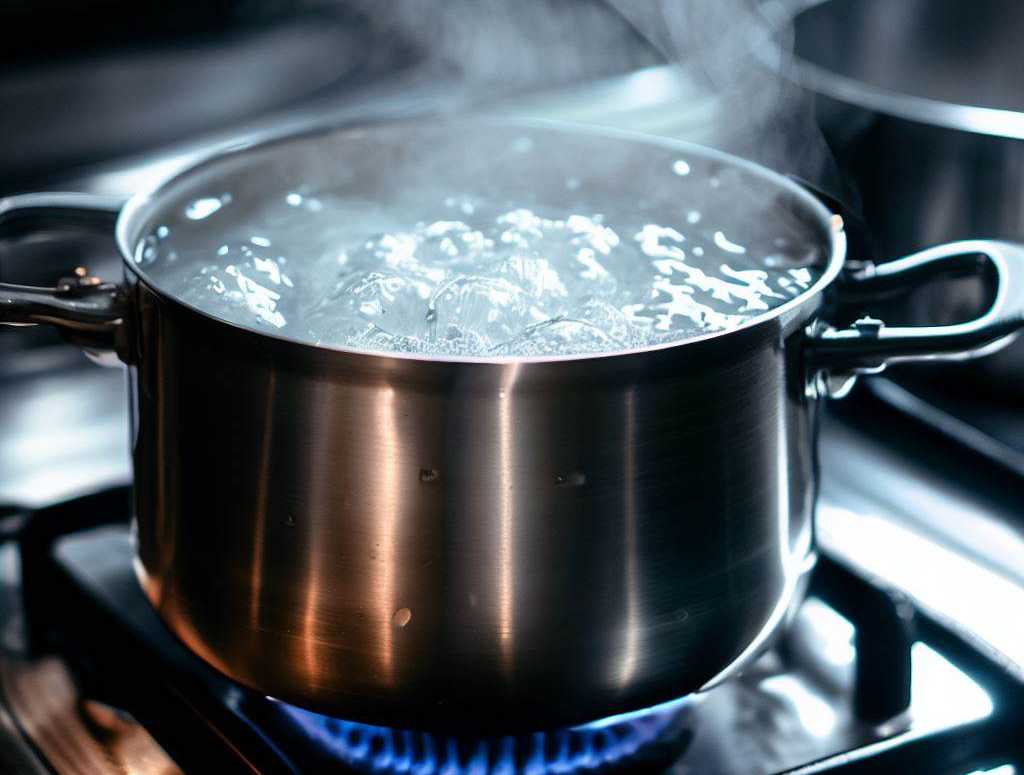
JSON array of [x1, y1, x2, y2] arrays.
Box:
[[713, 230, 747, 254], [444, 195, 476, 215], [490, 255, 568, 300], [495, 319, 609, 356], [789, 267, 814, 288], [310, 270, 432, 346], [427, 275, 543, 347], [185, 197, 223, 220], [225, 265, 286, 328], [136, 235, 160, 265], [141, 164, 825, 357]]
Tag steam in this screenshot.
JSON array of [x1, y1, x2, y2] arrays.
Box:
[[603, 0, 838, 187], [352, 0, 835, 187], [351, 0, 663, 90]]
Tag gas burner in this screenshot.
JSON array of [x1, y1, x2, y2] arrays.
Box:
[[277, 697, 694, 775]]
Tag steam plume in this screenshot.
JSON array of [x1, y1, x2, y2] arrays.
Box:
[[352, 0, 836, 187]]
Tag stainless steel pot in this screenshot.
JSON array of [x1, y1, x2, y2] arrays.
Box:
[[1, 120, 1022, 732], [791, 0, 1024, 395]]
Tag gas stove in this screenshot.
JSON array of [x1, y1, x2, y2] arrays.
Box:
[[3, 5, 1024, 771]]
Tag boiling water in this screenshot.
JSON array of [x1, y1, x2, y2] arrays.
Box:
[[134, 131, 826, 358]]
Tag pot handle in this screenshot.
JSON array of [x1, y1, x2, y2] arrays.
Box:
[[0, 193, 129, 360], [808, 239, 1024, 397]]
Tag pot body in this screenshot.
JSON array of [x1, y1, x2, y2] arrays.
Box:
[[128, 271, 821, 732]]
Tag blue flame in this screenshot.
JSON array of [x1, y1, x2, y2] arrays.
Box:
[[278, 696, 691, 775]]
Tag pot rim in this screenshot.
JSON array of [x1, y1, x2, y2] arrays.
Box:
[[114, 116, 847, 365], [792, 55, 1024, 142], [781, 0, 1024, 141]]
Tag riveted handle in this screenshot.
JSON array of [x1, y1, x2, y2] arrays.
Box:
[[809, 240, 1024, 397], [0, 193, 129, 358]]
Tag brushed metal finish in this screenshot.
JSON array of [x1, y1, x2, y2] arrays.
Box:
[[128, 278, 820, 732]]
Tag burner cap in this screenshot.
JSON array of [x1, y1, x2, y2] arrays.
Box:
[[279, 697, 694, 775]]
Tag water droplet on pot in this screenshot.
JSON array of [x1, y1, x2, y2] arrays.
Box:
[[419, 468, 439, 483], [393, 608, 412, 628]]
